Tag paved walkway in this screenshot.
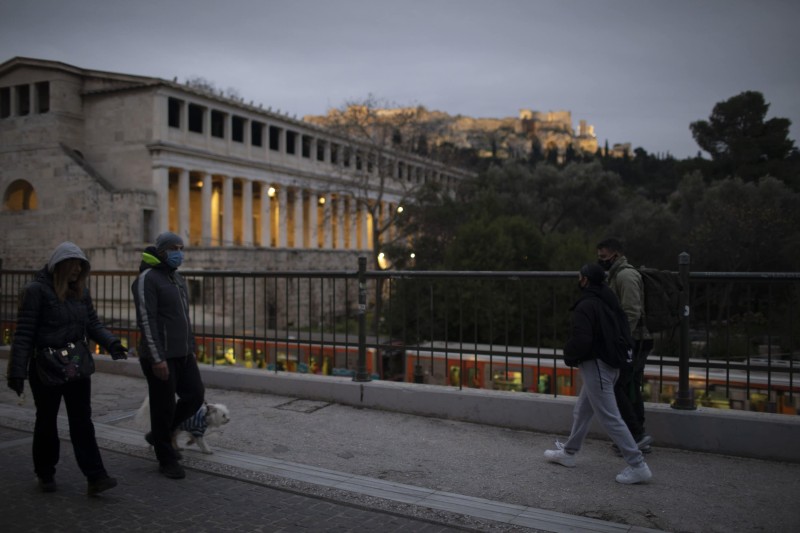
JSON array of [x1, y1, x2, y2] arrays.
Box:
[[1, 368, 799, 532], [0, 424, 465, 532]]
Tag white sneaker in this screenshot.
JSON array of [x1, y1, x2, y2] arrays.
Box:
[[544, 441, 576, 468], [615, 462, 652, 484]]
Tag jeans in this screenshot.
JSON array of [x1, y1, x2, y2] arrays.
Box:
[[614, 339, 654, 439], [29, 364, 108, 482], [140, 354, 205, 465]]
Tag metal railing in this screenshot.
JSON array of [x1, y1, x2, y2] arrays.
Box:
[[1, 255, 798, 415]]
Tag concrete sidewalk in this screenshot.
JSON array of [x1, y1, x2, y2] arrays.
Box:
[[1, 363, 798, 532], [0, 425, 467, 533]]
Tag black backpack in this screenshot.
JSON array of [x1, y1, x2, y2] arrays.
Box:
[[638, 267, 683, 333], [595, 298, 634, 369]]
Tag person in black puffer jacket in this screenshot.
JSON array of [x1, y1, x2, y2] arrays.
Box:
[[131, 232, 204, 480], [543, 263, 653, 485], [6, 242, 128, 495]]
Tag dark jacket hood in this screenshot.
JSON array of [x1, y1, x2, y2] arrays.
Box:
[[47, 241, 90, 273], [573, 284, 624, 315]]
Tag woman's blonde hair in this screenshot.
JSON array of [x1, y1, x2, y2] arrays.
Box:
[[51, 259, 89, 302]]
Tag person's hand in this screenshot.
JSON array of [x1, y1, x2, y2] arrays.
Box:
[[7, 378, 24, 397], [152, 360, 169, 381], [109, 341, 128, 360]]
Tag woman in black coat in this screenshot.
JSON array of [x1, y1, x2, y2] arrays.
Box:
[[6, 242, 127, 495]]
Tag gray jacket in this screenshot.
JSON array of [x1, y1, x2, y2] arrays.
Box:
[[131, 247, 196, 363], [607, 256, 651, 340]]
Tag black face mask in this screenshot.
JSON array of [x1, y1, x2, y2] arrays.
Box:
[[598, 257, 615, 271]]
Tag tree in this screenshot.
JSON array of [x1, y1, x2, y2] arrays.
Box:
[[308, 96, 448, 271], [309, 97, 472, 338], [529, 140, 544, 166], [673, 174, 800, 271], [563, 144, 577, 165], [383, 180, 464, 270], [690, 91, 795, 181], [603, 192, 682, 269], [184, 76, 242, 100], [401, 161, 629, 272], [444, 215, 546, 271], [524, 162, 624, 236], [545, 146, 559, 165]]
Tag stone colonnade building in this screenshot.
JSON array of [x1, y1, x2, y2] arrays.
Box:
[[0, 57, 473, 272]]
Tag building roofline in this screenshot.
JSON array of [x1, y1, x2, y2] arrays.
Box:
[[1, 56, 476, 177], [0, 56, 164, 86]]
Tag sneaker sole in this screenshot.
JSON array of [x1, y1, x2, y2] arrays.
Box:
[[616, 475, 652, 484], [616, 465, 652, 484], [544, 454, 576, 468]]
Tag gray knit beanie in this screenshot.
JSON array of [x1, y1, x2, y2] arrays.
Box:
[[155, 231, 183, 252]]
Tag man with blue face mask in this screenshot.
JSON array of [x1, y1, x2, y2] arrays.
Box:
[[132, 232, 205, 480]]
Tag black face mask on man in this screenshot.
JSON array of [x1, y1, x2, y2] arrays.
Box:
[[598, 257, 615, 271]]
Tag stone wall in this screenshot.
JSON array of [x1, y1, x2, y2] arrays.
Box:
[[0, 144, 156, 270]]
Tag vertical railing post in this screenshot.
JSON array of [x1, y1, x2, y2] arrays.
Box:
[[673, 251, 696, 410], [354, 256, 371, 382]]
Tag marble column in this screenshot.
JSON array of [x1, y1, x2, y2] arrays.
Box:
[[293, 188, 303, 248], [222, 175, 234, 246], [334, 195, 345, 250], [153, 166, 170, 234], [364, 201, 373, 251], [177, 168, 190, 244], [201, 173, 212, 246], [260, 182, 272, 247], [278, 186, 289, 248], [322, 194, 332, 249], [308, 191, 319, 249], [241, 177, 253, 246], [347, 196, 357, 250]]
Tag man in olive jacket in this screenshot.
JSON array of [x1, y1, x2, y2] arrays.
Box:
[[597, 237, 653, 450], [132, 232, 204, 480]]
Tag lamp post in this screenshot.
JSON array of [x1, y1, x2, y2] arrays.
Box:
[[672, 251, 696, 410], [353, 256, 371, 382]]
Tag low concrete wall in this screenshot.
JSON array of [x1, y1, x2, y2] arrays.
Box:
[[4, 349, 799, 463]]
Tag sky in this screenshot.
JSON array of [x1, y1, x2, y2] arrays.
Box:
[[2, 0, 799, 159]]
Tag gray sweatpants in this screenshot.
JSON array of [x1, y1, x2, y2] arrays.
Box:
[[563, 359, 644, 467]]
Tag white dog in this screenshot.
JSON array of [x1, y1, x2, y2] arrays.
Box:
[[134, 397, 231, 454]]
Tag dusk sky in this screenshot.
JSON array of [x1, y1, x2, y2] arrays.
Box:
[[2, 0, 798, 159]]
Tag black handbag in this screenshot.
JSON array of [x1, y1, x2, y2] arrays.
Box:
[[35, 340, 95, 386]]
